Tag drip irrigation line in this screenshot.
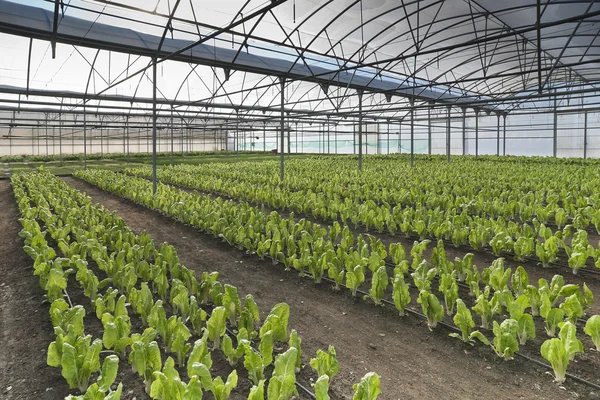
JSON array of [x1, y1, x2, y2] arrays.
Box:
[[319, 277, 600, 392], [76, 174, 600, 392]]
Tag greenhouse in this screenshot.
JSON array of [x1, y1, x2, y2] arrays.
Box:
[[2, 1, 600, 399]]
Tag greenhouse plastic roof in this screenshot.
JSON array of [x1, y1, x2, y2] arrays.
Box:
[[0, 0, 490, 108]]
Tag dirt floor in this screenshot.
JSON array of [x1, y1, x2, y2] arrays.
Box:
[[60, 176, 600, 400], [0, 180, 69, 400]]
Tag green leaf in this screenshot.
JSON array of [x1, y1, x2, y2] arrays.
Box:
[[352, 372, 381, 400], [97, 355, 119, 392], [584, 315, 600, 352], [207, 306, 227, 350], [314, 375, 331, 400]]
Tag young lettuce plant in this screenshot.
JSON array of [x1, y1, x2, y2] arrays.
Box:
[[65, 355, 122, 400], [327, 254, 345, 291], [584, 315, 600, 351], [417, 290, 444, 330], [439, 272, 458, 316], [364, 266, 388, 306], [490, 319, 520, 361], [511, 266, 529, 297], [392, 273, 411, 316], [454, 253, 474, 283], [352, 372, 381, 400], [309, 345, 340, 380], [237, 294, 261, 339], [314, 375, 331, 400], [207, 306, 228, 350], [449, 299, 490, 346], [259, 303, 290, 343], [129, 329, 162, 394], [244, 346, 266, 386], [47, 333, 103, 392], [540, 321, 584, 383], [507, 295, 536, 345], [472, 286, 501, 330], [540, 294, 565, 337], [267, 348, 299, 400], [560, 294, 584, 323], [411, 259, 437, 292], [187, 332, 212, 380]]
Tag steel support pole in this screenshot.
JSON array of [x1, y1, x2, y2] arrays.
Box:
[[410, 105, 415, 168], [475, 111, 479, 159], [358, 90, 363, 171], [446, 106, 451, 163], [263, 121, 266, 152], [287, 116, 291, 156], [428, 107, 432, 155], [387, 120, 390, 154], [553, 94, 558, 157], [83, 106, 87, 170], [327, 119, 330, 154], [152, 57, 157, 194], [584, 111, 588, 159], [45, 115, 48, 156], [295, 122, 298, 154], [334, 123, 337, 154], [171, 108, 174, 163], [398, 122, 401, 153], [280, 78, 285, 181], [462, 109, 466, 155], [503, 114, 507, 155], [59, 114, 62, 166], [496, 114, 500, 156]]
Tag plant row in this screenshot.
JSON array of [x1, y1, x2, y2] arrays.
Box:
[[75, 169, 600, 384], [125, 162, 600, 274], [14, 170, 380, 400]]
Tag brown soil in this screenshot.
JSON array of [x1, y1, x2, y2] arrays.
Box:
[[0, 180, 69, 400], [61, 176, 600, 400]]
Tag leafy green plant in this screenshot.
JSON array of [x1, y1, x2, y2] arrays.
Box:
[[47, 333, 102, 392], [584, 315, 600, 351], [65, 355, 122, 400], [352, 372, 381, 400], [392, 273, 411, 316], [417, 290, 444, 330], [207, 306, 228, 350], [449, 299, 489, 345], [310, 345, 340, 380], [541, 321, 583, 383], [267, 347, 299, 400], [129, 329, 162, 394], [490, 319, 520, 360], [259, 303, 290, 342], [439, 272, 458, 315], [364, 266, 388, 306]]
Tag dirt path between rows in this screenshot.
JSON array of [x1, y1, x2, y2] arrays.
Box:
[[63, 176, 595, 400], [0, 180, 69, 400]]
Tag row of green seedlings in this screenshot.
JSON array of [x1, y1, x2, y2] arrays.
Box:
[[124, 165, 600, 275], [16, 171, 321, 399], [124, 160, 599, 230], [13, 175, 124, 400], [15, 171, 381, 400], [74, 169, 600, 384]]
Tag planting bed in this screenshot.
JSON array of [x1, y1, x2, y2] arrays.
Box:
[[62, 176, 596, 400]]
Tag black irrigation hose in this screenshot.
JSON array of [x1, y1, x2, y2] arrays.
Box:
[[77, 175, 600, 393], [223, 327, 317, 400], [319, 277, 600, 392]]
